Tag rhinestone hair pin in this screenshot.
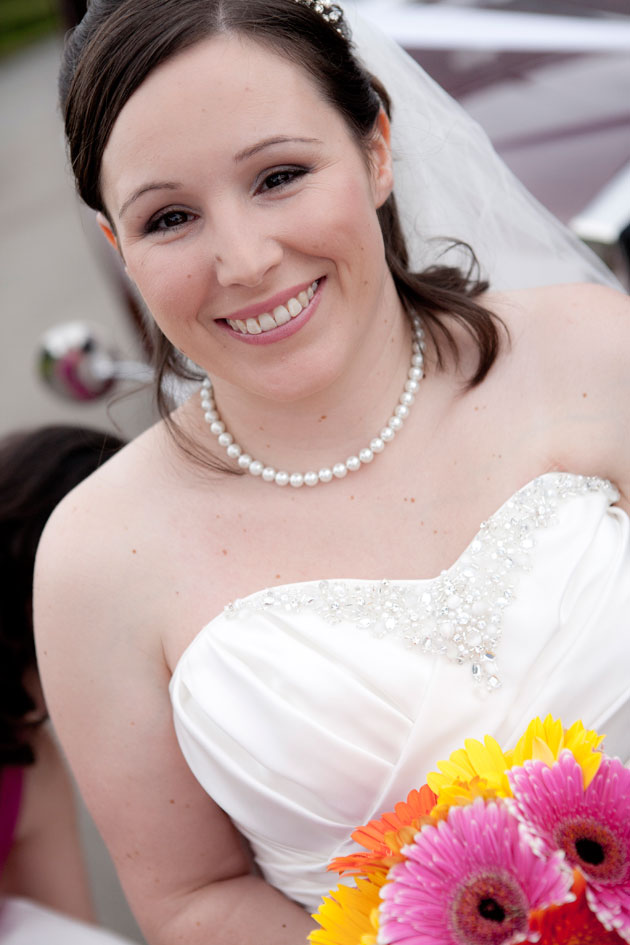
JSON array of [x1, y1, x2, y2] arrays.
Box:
[[292, 0, 349, 38]]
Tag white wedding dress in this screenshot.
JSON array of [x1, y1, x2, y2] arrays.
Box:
[[170, 472, 630, 911]]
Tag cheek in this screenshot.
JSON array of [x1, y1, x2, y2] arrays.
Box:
[[298, 176, 383, 266], [129, 246, 207, 329]]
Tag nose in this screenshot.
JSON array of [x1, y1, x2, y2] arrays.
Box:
[[211, 209, 283, 288]]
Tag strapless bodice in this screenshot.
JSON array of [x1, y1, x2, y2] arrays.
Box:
[[169, 473, 630, 910]]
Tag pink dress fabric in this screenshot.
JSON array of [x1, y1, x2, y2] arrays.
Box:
[[0, 767, 23, 876]]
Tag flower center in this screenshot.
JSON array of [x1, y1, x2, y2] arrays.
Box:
[[575, 837, 605, 866], [478, 898, 507, 922], [556, 817, 628, 884], [450, 870, 529, 945]]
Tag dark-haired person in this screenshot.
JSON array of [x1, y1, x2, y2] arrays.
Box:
[[0, 426, 133, 943], [34, 2, 630, 943]]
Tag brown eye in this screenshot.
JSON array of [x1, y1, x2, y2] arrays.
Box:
[[258, 167, 308, 193], [146, 208, 195, 234]]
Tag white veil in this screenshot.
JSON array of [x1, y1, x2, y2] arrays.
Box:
[[346, 7, 621, 291]]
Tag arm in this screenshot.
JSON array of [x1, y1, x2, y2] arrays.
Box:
[[33, 491, 316, 945], [0, 724, 95, 921]]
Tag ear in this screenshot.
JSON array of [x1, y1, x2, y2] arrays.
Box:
[[97, 212, 120, 252], [368, 109, 394, 209]]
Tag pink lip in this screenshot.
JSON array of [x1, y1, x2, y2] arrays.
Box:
[[217, 278, 324, 346]]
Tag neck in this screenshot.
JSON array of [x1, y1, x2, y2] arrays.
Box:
[[200, 297, 422, 478]]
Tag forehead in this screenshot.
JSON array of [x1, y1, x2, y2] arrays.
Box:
[[101, 33, 343, 202]]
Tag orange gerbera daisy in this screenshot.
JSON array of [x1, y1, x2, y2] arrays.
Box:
[[328, 785, 437, 876], [528, 872, 626, 944]]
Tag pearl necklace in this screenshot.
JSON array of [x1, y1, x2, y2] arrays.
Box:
[[200, 316, 425, 487]]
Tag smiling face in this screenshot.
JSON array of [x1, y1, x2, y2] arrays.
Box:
[[100, 33, 398, 404]]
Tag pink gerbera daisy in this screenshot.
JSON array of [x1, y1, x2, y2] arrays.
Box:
[[509, 751, 630, 942], [378, 798, 572, 945]]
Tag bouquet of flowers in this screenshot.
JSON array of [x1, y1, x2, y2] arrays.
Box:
[[310, 716, 630, 945]]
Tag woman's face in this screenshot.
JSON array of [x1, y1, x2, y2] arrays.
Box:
[[100, 33, 395, 403]]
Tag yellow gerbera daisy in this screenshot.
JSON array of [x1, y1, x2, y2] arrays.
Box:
[[507, 716, 604, 788], [427, 733, 511, 804], [427, 716, 604, 811], [309, 872, 386, 945]]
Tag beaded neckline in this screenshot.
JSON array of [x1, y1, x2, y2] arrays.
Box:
[[221, 473, 618, 694]]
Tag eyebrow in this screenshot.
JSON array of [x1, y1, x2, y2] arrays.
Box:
[[234, 135, 323, 162], [118, 182, 182, 220], [117, 137, 323, 219]]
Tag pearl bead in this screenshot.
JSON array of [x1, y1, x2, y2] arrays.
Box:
[[200, 319, 425, 488]]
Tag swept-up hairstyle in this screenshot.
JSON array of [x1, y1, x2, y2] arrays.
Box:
[[59, 0, 503, 443]]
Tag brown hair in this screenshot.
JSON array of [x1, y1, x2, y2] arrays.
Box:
[[0, 426, 125, 766], [59, 0, 503, 447]]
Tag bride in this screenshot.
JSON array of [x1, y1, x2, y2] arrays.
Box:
[[35, 1, 630, 942]]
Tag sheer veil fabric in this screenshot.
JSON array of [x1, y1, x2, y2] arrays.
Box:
[[345, 5, 621, 290]]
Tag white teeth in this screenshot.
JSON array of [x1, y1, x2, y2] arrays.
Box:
[[288, 298, 302, 318], [273, 305, 291, 326], [227, 280, 319, 334]]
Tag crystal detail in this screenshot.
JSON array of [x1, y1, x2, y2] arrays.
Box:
[[292, 0, 348, 37], [224, 475, 617, 694]]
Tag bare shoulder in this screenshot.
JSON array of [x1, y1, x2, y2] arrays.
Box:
[[36, 418, 172, 589], [33, 418, 176, 716], [488, 280, 629, 354], [487, 282, 629, 506]]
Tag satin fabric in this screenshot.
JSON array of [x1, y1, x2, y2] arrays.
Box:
[[170, 473, 630, 910]]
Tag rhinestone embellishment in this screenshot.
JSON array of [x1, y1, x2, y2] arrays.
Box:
[[292, 0, 348, 37], [224, 474, 617, 693]]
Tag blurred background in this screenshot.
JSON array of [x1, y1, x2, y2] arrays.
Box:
[[0, 0, 628, 941]]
